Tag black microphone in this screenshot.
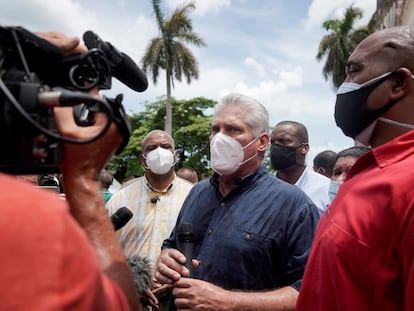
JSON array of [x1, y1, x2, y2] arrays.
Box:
[[177, 222, 194, 276], [111, 206, 133, 231], [150, 195, 160, 204], [83, 30, 148, 92]]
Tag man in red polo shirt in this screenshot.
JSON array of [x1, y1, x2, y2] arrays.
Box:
[[297, 26, 414, 310]]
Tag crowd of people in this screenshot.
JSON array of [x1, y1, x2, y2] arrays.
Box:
[[2, 25, 414, 311]]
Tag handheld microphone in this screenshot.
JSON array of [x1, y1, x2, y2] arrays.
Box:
[[177, 222, 194, 276], [111, 206, 133, 231], [83, 31, 148, 92]]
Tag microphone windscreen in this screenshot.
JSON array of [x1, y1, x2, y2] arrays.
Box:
[[127, 255, 152, 294]]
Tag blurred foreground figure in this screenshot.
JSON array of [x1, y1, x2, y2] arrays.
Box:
[[0, 31, 140, 310]]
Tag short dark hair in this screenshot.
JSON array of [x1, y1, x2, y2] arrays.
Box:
[[336, 146, 371, 161], [99, 170, 113, 189], [313, 150, 337, 176]]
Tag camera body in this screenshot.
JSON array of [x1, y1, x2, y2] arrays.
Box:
[[0, 26, 139, 174]]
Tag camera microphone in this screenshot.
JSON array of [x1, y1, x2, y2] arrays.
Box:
[[177, 222, 194, 276], [83, 31, 148, 92], [111, 206, 133, 231], [38, 88, 103, 107]]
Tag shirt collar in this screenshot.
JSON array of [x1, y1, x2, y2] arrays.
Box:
[[144, 174, 176, 193], [210, 165, 268, 192], [348, 129, 414, 178]]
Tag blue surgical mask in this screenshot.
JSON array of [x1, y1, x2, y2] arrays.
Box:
[[328, 180, 343, 201]]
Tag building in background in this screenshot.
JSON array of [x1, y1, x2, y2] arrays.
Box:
[[371, 0, 414, 29]]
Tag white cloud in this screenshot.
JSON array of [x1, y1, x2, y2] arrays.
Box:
[[166, 0, 231, 16], [244, 57, 266, 77], [0, 0, 100, 36], [279, 67, 303, 88], [306, 0, 377, 31]]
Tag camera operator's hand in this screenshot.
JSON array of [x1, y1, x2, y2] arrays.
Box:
[[35, 31, 86, 54], [37, 31, 140, 311], [53, 106, 140, 311]]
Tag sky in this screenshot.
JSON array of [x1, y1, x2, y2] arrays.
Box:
[[1, 0, 377, 165]]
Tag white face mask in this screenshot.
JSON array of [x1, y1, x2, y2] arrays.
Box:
[[210, 132, 258, 176], [144, 147, 175, 175]]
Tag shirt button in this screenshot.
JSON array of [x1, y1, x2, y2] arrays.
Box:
[[208, 229, 212, 234], [220, 202, 225, 207], [245, 234, 251, 240]]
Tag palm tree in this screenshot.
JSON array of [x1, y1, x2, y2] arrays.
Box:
[[317, 5, 372, 90], [141, 0, 206, 135]]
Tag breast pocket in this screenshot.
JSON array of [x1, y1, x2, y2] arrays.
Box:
[[202, 227, 274, 289], [322, 220, 384, 308]]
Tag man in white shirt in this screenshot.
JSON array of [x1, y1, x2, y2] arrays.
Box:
[[270, 121, 330, 214], [106, 130, 193, 310]]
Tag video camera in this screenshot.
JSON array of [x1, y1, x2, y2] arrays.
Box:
[[0, 26, 148, 174]]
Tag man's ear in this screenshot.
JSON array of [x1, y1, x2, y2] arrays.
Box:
[[140, 153, 146, 167], [390, 68, 412, 101], [301, 143, 309, 154], [173, 150, 179, 164], [257, 133, 270, 152]]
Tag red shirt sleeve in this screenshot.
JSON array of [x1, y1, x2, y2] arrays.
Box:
[[0, 174, 130, 311]]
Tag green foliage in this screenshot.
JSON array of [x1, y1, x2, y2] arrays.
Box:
[[316, 5, 372, 90], [106, 96, 216, 181]]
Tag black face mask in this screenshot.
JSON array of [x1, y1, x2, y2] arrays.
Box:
[[270, 144, 300, 171], [334, 72, 397, 139]]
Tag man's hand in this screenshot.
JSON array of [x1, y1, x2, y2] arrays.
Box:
[[173, 278, 228, 311], [35, 31, 86, 54], [154, 248, 191, 286], [35, 30, 140, 311], [55, 107, 120, 180]]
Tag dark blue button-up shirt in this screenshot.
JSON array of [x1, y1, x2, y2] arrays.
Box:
[[162, 165, 319, 293]]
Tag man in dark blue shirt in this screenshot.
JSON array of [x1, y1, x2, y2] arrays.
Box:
[[153, 93, 320, 311]]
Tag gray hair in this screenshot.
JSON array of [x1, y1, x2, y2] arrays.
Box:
[[214, 93, 269, 136], [141, 129, 175, 150]]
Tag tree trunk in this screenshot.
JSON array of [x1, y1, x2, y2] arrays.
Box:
[[165, 71, 172, 135]]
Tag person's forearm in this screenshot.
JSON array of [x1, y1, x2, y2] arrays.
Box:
[[225, 286, 298, 311], [64, 173, 141, 311]]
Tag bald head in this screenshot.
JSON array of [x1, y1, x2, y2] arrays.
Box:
[[351, 26, 414, 73], [141, 130, 175, 150]]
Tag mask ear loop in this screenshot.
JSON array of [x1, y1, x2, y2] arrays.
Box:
[[172, 150, 178, 167], [141, 153, 150, 170], [239, 135, 262, 166], [378, 117, 414, 129]]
